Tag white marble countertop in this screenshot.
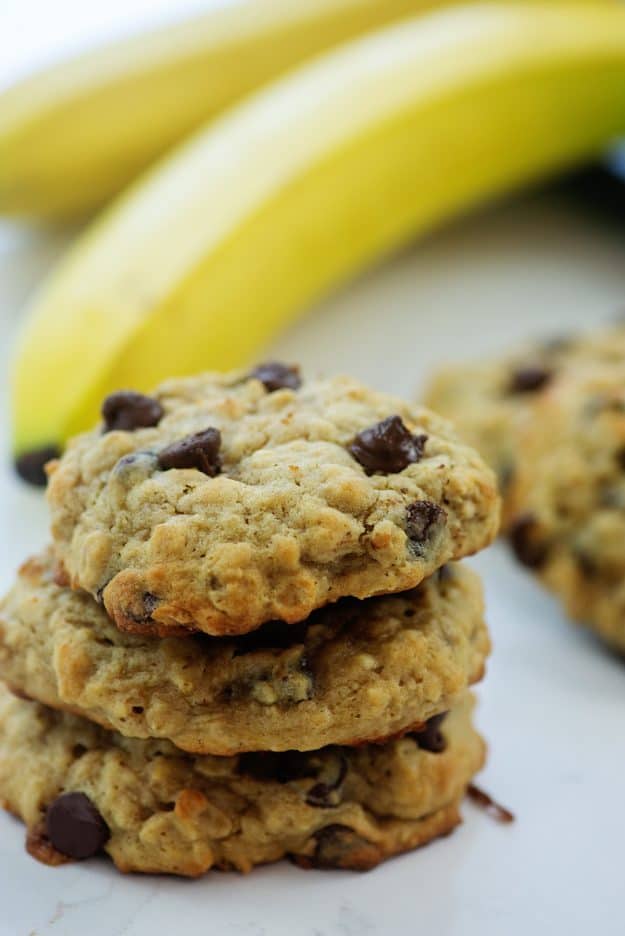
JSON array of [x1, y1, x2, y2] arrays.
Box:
[[1, 4, 625, 934]]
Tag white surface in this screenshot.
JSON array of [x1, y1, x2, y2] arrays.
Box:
[[1, 4, 625, 935]]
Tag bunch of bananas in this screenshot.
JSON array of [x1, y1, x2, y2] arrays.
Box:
[[4, 0, 625, 463]]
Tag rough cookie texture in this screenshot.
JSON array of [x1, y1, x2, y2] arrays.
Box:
[[47, 371, 499, 636], [0, 554, 489, 754], [426, 325, 625, 525], [508, 365, 625, 651], [427, 324, 625, 649], [0, 688, 484, 876]]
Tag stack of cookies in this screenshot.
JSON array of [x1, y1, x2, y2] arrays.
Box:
[[0, 364, 499, 876], [427, 322, 625, 652]]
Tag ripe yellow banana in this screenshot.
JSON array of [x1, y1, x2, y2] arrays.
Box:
[[0, 0, 467, 220], [12, 2, 625, 457]]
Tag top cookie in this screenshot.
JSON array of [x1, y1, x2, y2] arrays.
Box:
[[47, 366, 499, 636]]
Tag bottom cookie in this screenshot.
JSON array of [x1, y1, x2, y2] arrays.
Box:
[[0, 686, 484, 876]]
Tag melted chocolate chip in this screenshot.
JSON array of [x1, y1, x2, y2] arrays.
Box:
[[157, 428, 221, 476], [102, 391, 164, 432], [615, 447, 625, 470], [305, 752, 348, 808], [306, 824, 378, 870], [405, 501, 446, 552], [508, 365, 552, 394], [248, 362, 301, 392], [411, 712, 447, 753], [14, 446, 60, 486], [304, 784, 331, 808], [508, 512, 549, 568], [238, 750, 312, 784], [232, 618, 309, 655], [349, 416, 427, 474], [45, 792, 109, 860]]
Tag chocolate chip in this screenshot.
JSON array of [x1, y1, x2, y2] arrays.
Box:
[[575, 549, 597, 578], [102, 391, 164, 432], [437, 564, 453, 583], [508, 366, 552, 394], [508, 512, 549, 568], [349, 416, 427, 474], [248, 362, 301, 392], [157, 428, 221, 475], [232, 618, 308, 655], [306, 824, 379, 870], [412, 712, 447, 753], [14, 446, 60, 486], [615, 447, 625, 470], [238, 750, 313, 784], [118, 592, 160, 627], [405, 501, 446, 552], [306, 783, 339, 808], [305, 753, 347, 808], [45, 792, 109, 860]]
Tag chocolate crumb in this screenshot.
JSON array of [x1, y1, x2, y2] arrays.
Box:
[[467, 784, 515, 824]]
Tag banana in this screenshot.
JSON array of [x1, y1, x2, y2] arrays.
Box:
[[12, 2, 625, 456], [0, 0, 465, 220]]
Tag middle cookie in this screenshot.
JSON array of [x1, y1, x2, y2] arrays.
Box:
[[0, 553, 489, 755]]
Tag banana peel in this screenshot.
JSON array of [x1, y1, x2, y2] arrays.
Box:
[[12, 2, 625, 455]]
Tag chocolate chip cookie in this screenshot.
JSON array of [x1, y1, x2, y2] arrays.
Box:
[[47, 368, 500, 637], [0, 553, 489, 754], [426, 325, 625, 523], [507, 364, 625, 651], [0, 686, 484, 876], [427, 323, 625, 650]]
